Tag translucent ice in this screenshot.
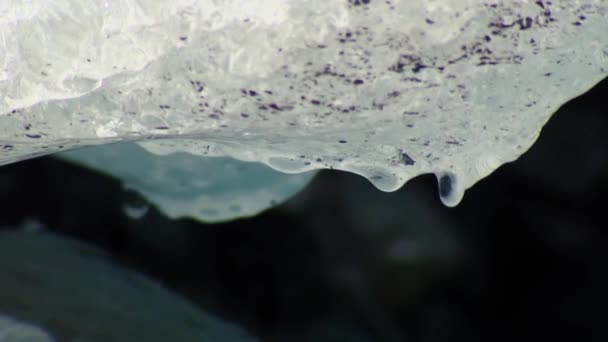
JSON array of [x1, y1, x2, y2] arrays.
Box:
[[60, 142, 316, 222]]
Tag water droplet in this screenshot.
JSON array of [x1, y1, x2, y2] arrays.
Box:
[[436, 172, 466, 206], [438, 173, 454, 199]]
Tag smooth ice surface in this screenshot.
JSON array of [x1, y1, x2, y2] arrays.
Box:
[[1, 0, 607, 205], [59, 142, 316, 222], [0, 230, 255, 342], [0, 315, 54, 342]]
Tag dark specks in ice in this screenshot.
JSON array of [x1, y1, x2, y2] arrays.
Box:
[[401, 151, 415, 166], [348, 0, 371, 6]]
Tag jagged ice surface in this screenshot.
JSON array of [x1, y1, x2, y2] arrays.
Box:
[[1, 0, 607, 211]]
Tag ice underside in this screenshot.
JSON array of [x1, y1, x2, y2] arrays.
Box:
[[59, 142, 316, 222], [0, 1, 607, 219]]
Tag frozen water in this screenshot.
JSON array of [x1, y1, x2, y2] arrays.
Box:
[[60, 142, 316, 222], [1, 0, 606, 208]]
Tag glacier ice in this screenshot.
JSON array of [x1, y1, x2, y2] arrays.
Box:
[[1, 0, 607, 211]]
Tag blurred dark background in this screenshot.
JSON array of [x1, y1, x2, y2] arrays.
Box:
[[0, 77, 607, 342]]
